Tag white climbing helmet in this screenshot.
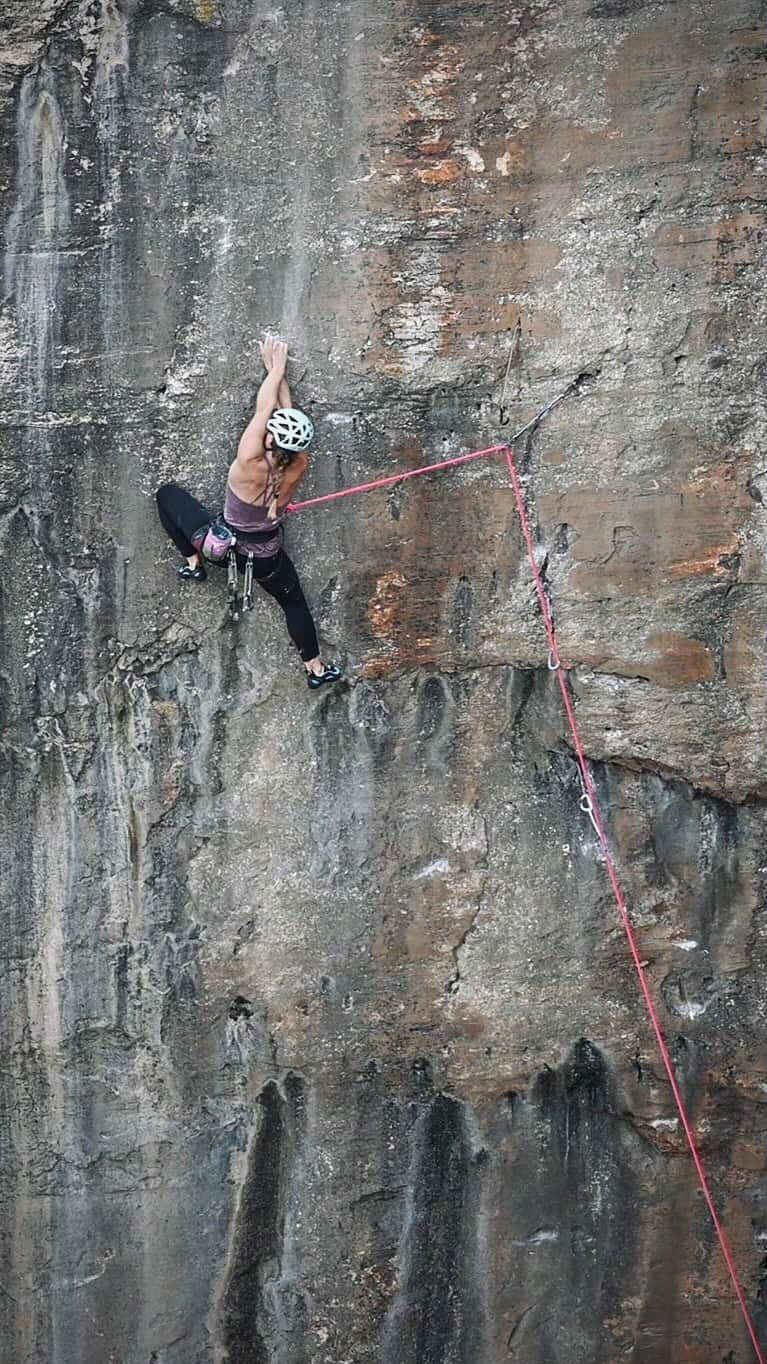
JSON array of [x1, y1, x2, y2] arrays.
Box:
[[266, 407, 314, 452]]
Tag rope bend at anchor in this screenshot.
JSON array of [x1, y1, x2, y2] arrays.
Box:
[[285, 382, 585, 515]]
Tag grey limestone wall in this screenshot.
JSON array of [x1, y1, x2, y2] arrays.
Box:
[[1, 1, 767, 1361]]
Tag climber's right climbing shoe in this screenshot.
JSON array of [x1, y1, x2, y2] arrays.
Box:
[[307, 663, 343, 690]]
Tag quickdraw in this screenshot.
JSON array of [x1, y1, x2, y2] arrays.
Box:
[[243, 552, 254, 612], [498, 318, 522, 426], [227, 549, 239, 621]]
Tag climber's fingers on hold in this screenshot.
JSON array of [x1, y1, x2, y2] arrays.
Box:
[[259, 332, 274, 369], [272, 337, 288, 367]]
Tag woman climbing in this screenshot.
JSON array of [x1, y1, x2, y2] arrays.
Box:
[[156, 332, 343, 690]]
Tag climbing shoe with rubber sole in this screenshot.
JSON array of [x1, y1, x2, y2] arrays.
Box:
[[307, 664, 343, 690]]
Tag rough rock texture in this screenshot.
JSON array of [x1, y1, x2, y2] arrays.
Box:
[[1, 1, 767, 1361]]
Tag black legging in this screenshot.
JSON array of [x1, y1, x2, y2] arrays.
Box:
[[156, 483, 320, 662], [156, 482, 211, 557]]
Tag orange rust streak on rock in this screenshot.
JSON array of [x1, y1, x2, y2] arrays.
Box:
[[420, 138, 453, 155], [367, 571, 408, 642], [415, 158, 460, 185], [666, 543, 739, 579]]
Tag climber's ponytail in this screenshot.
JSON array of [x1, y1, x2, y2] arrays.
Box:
[[267, 446, 298, 520]]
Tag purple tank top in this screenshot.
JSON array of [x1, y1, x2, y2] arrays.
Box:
[[224, 483, 284, 558]]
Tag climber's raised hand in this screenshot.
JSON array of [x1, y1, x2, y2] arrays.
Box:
[[259, 331, 275, 371]]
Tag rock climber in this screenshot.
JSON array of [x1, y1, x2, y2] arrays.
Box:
[[156, 332, 342, 690]]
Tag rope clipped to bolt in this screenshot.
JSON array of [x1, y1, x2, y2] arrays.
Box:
[[286, 377, 581, 514]]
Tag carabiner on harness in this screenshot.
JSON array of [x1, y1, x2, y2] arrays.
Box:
[[227, 549, 239, 621], [243, 552, 254, 612]]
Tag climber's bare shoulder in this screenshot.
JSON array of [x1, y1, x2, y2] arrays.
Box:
[[234, 423, 266, 472], [228, 451, 269, 501]]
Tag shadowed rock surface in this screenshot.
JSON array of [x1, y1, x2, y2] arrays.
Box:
[[1, 1, 767, 1361]]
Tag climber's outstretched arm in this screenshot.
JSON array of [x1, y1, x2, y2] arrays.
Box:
[[236, 336, 288, 467], [276, 371, 293, 408]]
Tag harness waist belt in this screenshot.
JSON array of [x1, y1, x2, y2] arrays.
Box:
[[224, 521, 280, 543]]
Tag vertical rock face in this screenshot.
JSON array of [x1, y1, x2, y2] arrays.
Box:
[[1, 1, 766, 1361], [220, 1074, 308, 1364], [381, 1093, 484, 1364]]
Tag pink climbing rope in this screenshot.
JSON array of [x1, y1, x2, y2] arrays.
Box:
[[286, 383, 576, 514], [504, 444, 765, 1364], [286, 443, 509, 512]]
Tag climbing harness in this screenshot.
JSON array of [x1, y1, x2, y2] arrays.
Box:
[[284, 384, 766, 1360]]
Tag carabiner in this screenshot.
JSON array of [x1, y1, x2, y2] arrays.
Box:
[[227, 549, 240, 622], [243, 552, 254, 612], [579, 790, 602, 841]]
